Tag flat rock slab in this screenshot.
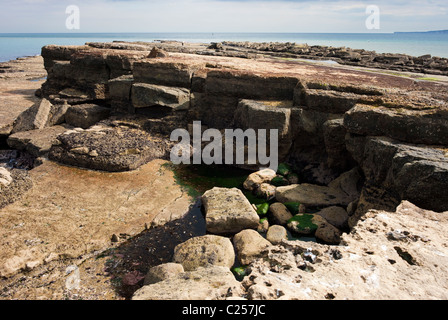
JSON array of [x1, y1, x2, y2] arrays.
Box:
[[132, 83, 190, 110], [0, 159, 192, 278], [7, 125, 70, 157], [202, 187, 260, 234], [49, 125, 169, 172], [276, 183, 354, 207], [65, 104, 111, 129]]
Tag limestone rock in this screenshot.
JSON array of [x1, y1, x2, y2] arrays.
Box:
[[132, 266, 244, 300], [49, 125, 168, 172], [315, 206, 349, 230], [131, 83, 190, 110], [269, 202, 293, 226], [64, 104, 111, 129], [172, 235, 235, 271], [133, 60, 203, 88], [243, 168, 277, 191], [0, 169, 33, 210], [349, 136, 448, 212], [344, 104, 448, 146], [233, 229, 271, 265], [266, 225, 288, 245], [202, 187, 259, 234], [148, 47, 169, 58], [11, 98, 53, 134], [7, 125, 70, 157], [276, 183, 353, 207], [143, 263, 184, 285]]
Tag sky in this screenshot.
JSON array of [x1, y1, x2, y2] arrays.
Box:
[[0, 0, 446, 33]]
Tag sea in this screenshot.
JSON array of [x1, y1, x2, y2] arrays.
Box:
[[1, 32, 448, 63]]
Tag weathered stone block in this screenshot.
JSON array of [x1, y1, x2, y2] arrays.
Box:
[[133, 60, 203, 88], [65, 104, 111, 129], [131, 83, 190, 110], [344, 104, 448, 146], [202, 187, 260, 234]]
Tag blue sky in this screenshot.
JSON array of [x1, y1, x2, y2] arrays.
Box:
[[0, 0, 446, 33]]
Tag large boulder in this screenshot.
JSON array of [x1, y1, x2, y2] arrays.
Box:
[[202, 187, 259, 234], [172, 235, 235, 271]]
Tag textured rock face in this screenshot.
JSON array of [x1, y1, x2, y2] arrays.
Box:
[[348, 136, 448, 212], [202, 187, 260, 234], [132, 266, 244, 300], [241, 201, 448, 300], [233, 229, 272, 265], [64, 104, 111, 129], [172, 235, 235, 271]]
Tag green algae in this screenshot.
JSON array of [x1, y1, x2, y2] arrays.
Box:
[[166, 163, 267, 205]]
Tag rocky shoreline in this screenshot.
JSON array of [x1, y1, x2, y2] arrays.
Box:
[[0, 41, 447, 300]]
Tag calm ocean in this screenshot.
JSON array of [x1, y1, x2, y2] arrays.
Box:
[[1, 32, 447, 62]]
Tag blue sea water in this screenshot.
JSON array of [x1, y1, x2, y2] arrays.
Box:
[[0, 32, 447, 62]]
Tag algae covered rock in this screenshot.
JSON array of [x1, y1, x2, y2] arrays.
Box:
[[287, 214, 320, 236]]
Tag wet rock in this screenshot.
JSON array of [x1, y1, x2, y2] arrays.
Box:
[[202, 187, 259, 234], [233, 229, 272, 265], [287, 214, 320, 236], [132, 266, 244, 300], [172, 235, 235, 271]]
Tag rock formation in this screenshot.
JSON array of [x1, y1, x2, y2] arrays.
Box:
[[0, 40, 447, 300]]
